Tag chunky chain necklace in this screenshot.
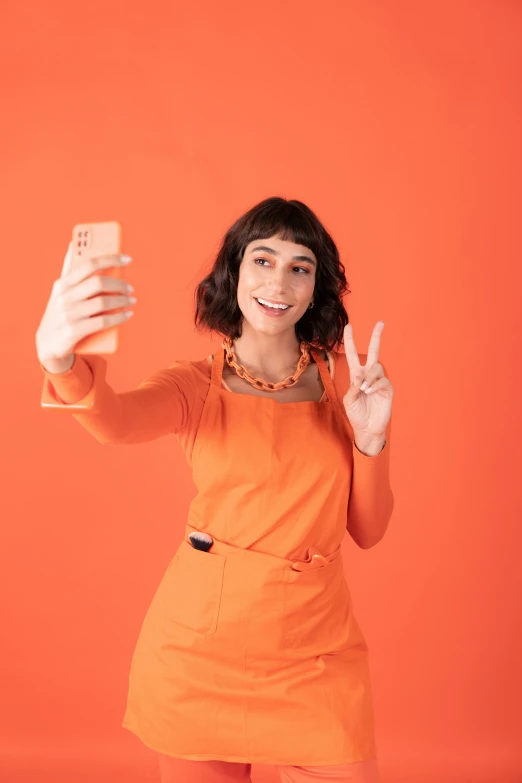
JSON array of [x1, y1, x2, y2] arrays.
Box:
[[222, 335, 312, 392]]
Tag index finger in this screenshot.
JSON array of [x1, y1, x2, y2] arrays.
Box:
[[90, 252, 132, 265], [62, 251, 131, 286], [343, 323, 361, 375]]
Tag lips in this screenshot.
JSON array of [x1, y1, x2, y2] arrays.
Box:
[[254, 297, 292, 316], [255, 297, 291, 307], [254, 297, 292, 308]]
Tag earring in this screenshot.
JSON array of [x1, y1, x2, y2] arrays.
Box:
[[308, 298, 314, 309]]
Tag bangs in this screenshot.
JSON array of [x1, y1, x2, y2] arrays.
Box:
[[231, 199, 324, 270]]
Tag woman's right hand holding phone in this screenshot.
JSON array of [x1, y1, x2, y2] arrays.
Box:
[[36, 242, 136, 374]]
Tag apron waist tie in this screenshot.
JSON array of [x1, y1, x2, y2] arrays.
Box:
[[184, 523, 341, 573]]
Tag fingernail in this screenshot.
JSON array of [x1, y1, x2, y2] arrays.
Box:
[[364, 386, 373, 394], [360, 381, 368, 391], [121, 255, 133, 263]]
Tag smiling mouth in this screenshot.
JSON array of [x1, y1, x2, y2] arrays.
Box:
[[254, 297, 293, 312]]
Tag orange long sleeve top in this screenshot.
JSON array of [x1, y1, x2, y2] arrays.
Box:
[[39, 350, 394, 547]]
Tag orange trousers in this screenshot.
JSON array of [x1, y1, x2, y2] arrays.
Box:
[[157, 754, 380, 782]]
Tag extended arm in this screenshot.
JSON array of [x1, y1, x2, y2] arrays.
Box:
[[40, 353, 196, 445]]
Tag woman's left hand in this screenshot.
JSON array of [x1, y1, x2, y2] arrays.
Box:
[[341, 321, 394, 439]]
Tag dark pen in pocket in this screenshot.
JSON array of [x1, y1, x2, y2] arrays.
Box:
[[189, 531, 214, 552]]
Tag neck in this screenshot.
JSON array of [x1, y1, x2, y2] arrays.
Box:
[[228, 326, 309, 380]]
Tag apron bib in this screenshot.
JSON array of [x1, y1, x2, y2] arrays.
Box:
[[122, 343, 377, 766]]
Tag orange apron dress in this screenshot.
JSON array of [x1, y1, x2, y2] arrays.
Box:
[[122, 344, 377, 767]]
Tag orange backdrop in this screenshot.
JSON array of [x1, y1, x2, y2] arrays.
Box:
[[1, 1, 521, 781]]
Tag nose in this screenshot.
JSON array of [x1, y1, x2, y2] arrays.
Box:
[[269, 265, 291, 289]]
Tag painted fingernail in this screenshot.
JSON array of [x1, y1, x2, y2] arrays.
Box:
[[364, 386, 373, 394], [360, 381, 368, 391]]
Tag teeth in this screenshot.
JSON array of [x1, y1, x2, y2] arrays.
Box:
[[257, 298, 290, 310]]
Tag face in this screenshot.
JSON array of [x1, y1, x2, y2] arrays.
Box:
[[237, 234, 317, 336]]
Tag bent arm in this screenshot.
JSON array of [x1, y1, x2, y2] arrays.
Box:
[[39, 353, 196, 445], [345, 356, 395, 549]]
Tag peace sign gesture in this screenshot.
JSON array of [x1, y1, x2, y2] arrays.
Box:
[[342, 321, 394, 443]]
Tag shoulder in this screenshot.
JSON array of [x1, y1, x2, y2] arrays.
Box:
[[168, 355, 212, 384], [137, 355, 211, 398], [157, 354, 212, 377]]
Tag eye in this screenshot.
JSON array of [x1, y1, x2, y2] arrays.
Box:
[[254, 258, 310, 274]]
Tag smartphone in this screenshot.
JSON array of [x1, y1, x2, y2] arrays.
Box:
[[70, 221, 124, 355]]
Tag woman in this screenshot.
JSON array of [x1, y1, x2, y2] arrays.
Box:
[[36, 197, 394, 783]]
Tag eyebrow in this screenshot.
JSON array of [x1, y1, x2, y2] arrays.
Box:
[[249, 245, 317, 267]]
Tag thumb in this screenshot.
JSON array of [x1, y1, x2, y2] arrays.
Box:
[[60, 241, 73, 277]]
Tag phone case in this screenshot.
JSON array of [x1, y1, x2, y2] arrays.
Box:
[[70, 221, 123, 355]]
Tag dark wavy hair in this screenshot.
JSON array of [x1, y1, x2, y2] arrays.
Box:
[[194, 197, 351, 353]]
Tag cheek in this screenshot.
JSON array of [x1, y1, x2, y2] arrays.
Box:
[[237, 267, 261, 300], [294, 277, 315, 304], [238, 264, 259, 286], [236, 278, 251, 303]]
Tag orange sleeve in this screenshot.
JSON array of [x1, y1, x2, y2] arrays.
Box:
[[39, 353, 198, 445], [347, 424, 394, 547], [333, 351, 394, 547]]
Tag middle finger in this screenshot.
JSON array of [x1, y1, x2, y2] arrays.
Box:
[[366, 321, 384, 368]]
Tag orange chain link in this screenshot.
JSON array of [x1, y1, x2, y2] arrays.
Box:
[[222, 335, 312, 392]]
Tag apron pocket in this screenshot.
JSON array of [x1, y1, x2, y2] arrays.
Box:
[[163, 540, 226, 639], [281, 554, 350, 651]]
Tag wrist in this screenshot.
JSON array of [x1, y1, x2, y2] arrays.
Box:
[[353, 433, 386, 456], [38, 354, 76, 375]]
